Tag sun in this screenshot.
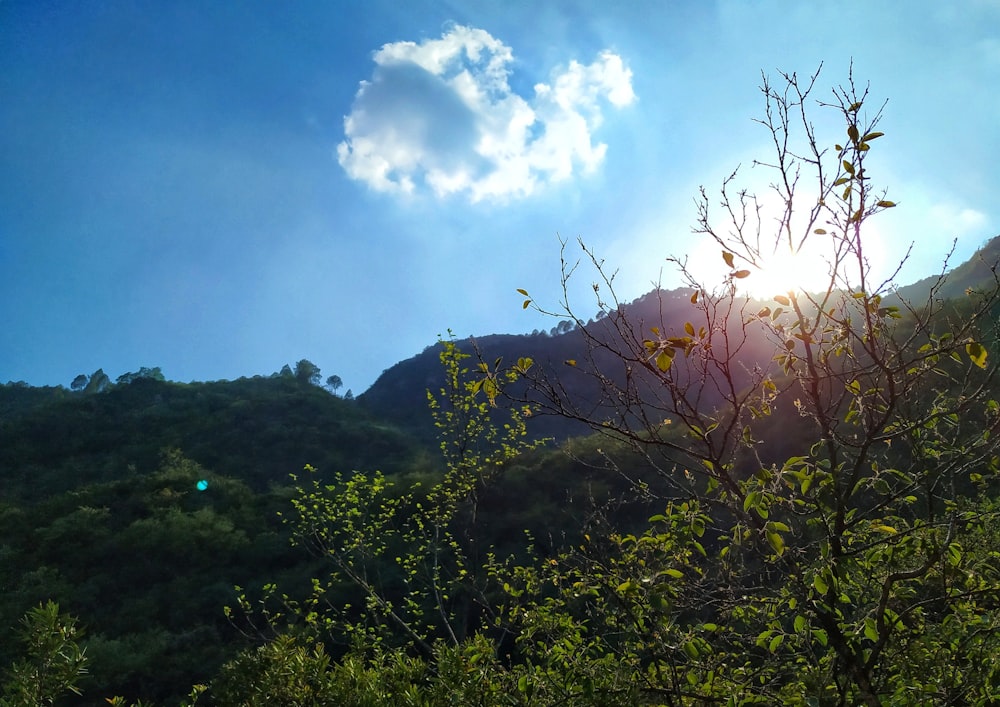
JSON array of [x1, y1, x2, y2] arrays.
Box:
[[739, 248, 834, 300]]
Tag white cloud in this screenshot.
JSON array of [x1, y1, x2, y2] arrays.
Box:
[[337, 25, 635, 202]]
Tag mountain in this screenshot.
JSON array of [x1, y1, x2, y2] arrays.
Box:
[[360, 235, 1000, 442]]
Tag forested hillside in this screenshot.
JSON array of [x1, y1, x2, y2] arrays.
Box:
[[0, 360, 663, 704]]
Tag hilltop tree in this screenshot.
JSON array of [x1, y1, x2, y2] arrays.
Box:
[[294, 359, 322, 386], [325, 375, 343, 395], [82, 369, 110, 394]]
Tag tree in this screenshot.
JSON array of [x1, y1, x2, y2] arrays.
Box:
[[70, 374, 88, 392], [116, 367, 165, 385], [326, 375, 343, 395], [508, 66, 1000, 703], [83, 368, 110, 394], [294, 359, 322, 386], [1, 602, 87, 706]]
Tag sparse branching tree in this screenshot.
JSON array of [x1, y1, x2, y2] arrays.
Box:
[[509, 66, 1000, 703], [222, 336, 541, 701]]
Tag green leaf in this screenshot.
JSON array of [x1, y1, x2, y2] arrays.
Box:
[[862, 131, 884, 141], [794, 615, 807, 633], [685, 321, 695, 336], [813, 629, 829, 646], [516, 288, 529, 296], [877, 200, 896, 208], [664, 568, 684, 579], [656, 351, 673, 372], [768, 633, 784, 652], [842, 159, 855, 174], [814, 574, 829, 594], [766, 530, 785, 555]]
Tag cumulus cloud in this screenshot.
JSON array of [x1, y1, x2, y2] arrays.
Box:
[[337, 25, 635, 201]]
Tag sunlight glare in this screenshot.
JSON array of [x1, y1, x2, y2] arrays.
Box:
[[742, 247, 833, 300]]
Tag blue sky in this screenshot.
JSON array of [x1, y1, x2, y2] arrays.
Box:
[[2, 1, 998, 393]]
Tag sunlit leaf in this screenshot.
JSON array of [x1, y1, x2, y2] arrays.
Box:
[[862, 131, 884, 141], [767, 530, 785, 555], [774, 295, 790, 306], [685, 321, 695, 336], [656, 351, 673, 372], [877, 200, 896, 208], [813, 228, 827, 234], [733, 269, 751, 279], [722, 251, 735, 268], [691, 290, 699, 303], [848, 101, 863, 112], [967, 341, 988, 369]]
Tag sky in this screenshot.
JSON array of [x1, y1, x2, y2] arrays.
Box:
[[2, 1, 999, 393]]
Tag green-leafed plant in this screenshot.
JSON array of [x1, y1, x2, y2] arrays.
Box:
[[1, 602, 87, 707]]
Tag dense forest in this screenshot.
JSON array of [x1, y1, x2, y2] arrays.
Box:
[[4, 72, 1000, 705]]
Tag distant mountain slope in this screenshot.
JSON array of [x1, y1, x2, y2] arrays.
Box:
[[0, 375, 428, 502], [893, 235, 1000, 303], [360, 235, 1000, 442]]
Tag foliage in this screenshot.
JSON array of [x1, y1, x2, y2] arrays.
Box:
[[228, 338, 542, 657], [0, 601, 87, 706]]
